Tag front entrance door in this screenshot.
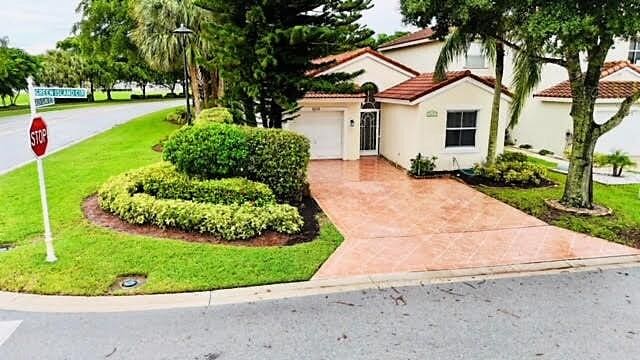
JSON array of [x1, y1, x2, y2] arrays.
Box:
[[360, 110, 379, 155]]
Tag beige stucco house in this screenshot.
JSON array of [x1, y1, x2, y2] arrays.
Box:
[[288, 47, 511, 171], [377, 29, 640, 158]]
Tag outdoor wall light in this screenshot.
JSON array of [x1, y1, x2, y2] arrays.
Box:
[[350, 119, 355, 127]]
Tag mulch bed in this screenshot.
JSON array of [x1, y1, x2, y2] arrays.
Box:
[[456, 171, 557, 189], [83, 195, 321, 247]]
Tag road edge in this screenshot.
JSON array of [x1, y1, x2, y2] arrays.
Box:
[[1, 255, 639, 313]]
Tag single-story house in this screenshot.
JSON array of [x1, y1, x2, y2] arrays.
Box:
[[512, 61, 640, 159], [288, 47, 512, 171]]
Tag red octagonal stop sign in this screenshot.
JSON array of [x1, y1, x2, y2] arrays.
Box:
[[29, 116, 49, 157]]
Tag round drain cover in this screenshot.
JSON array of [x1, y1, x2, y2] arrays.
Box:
[[121, 279, 139, 288]]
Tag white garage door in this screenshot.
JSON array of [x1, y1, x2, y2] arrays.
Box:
[[595, 110, 640, 156], [289, 111, 343, 159]]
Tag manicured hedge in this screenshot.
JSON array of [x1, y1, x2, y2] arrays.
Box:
[[98, 163, 303, 240], [163, 124, 310, 203], [195, 107, 234, 126], [475, 153, 551, 187], [163, 124, 250, 179], [166, 108, 187, 125]]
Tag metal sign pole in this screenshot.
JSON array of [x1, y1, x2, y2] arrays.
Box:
[[27, 77, 57, 263]]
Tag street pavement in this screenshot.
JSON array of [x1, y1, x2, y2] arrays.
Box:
[[0, 267, 638, 359], [0, 101, 182, 174]]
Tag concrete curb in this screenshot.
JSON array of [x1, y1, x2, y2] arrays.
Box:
[[2, 255, 639, 313]]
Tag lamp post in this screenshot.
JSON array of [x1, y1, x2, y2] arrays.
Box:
[[173, 24, 194, 125]]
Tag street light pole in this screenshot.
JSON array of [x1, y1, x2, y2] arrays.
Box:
[[173, 24, 194, 125]]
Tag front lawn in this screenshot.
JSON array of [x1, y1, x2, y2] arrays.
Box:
[[0, 109, 342, 295], [478, 155, 640, 248]]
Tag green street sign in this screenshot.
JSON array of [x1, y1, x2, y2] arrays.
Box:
[[35, 97, 55, 108], [34, 87, 88, 99]]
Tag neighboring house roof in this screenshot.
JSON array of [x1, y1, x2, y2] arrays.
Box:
[[307, 47, 420, 77], [378, 28, 437, 51], [376, 70, 511, 103], [536, 61, 640, 99]]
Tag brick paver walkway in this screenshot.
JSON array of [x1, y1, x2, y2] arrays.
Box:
[[311, 158, 639, 279]]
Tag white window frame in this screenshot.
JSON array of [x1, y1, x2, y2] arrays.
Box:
[[629, 39, 640, 64], [465, 42, 487, 69], [444, 110, 479, 152]]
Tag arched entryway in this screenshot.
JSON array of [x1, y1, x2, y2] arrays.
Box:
[[360, 83, 381, 156]]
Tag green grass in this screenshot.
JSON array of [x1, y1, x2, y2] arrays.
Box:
[[478, 155, 640, 247], [0, 91, 171, 119], [0, 109, 343, 296]]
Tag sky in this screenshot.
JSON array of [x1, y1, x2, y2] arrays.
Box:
[[0, 0, 415, 55]]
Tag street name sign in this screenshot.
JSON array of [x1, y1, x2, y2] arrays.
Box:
[[34, 87, 88, 99], [34, 97, 55, 108], [26, 77, 58, 263]]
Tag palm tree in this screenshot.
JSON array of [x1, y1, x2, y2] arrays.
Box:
[[434, 29, 505, 166], [130, 0, 217, 113]]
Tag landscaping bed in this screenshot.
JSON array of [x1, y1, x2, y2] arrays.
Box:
[[83, 195, 322, 247], [0, 108, 343, 296], [476, 155, 640, 248]]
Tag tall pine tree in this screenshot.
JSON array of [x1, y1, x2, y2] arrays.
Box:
[[198, 0, 373, 128]]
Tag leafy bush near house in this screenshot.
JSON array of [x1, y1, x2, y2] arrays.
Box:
[[244, 127, 310, 204], [518, 144, 533, 149], [409, 153, 438, 176], [163, 124, 250, 179], [475, 153, 551, 187], [195, 107, 234, 126], [163, 124, 310, 203], [538, 149, 554, 156], [595, 150, 637, 177], [165, 108, 187, 125], [98, 164, 302, 240]]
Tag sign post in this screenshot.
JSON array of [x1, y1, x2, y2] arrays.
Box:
[[27, 77, 57, 263]]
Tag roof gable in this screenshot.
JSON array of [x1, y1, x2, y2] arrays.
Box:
[[308, 47, 419, 77], [376, 71, 511, 104]]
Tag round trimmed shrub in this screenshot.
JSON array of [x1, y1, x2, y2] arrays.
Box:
[[98, 163, 303, 240], [163, 124, 250, 179], [195, 107, 234, 126], [162, 124, 310, 203]]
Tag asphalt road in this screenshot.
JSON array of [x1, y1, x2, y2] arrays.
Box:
[[0, 267, 638, 359], [0, 101, 182, 175]]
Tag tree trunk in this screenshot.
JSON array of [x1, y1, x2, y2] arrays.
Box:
[[107, 88, 112, 101], [142, 83, 147, 99], [188, 64, 202, 113], [243, 95, 257, 127], [561, 105, 599, 208], [89, 80, 95, 102], [10, 90, 20, 106], [270, 101, 283, 129], [258, 94, 269, 128], [486, 42, 505, 165]]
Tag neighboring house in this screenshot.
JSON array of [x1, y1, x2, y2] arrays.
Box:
[[513, 61, 640, 158], [378, 29, 640, 158], [289, 47, 511, 171]]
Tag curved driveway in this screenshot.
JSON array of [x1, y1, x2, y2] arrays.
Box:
[[0, 100, 182, 175]]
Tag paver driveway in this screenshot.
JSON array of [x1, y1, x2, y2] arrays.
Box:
[[310, 158, 639, 279]]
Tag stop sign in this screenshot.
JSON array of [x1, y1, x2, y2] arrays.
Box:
[[29, 116, 49, 157]]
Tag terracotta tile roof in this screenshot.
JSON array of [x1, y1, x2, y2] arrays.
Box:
[[378, 28, 437, 49], [303, 92, 365, 99], [536, 61, 640, 99], [376, 71, 512, 102], [307, 47, 419, 77]]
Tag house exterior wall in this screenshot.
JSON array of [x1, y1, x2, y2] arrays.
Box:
[[380, 80, 510, 171], [380, 38, 633, 90], [295, 100, 363, 160], [321, 55, 414, 91], [513, 100, 640, 157]]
